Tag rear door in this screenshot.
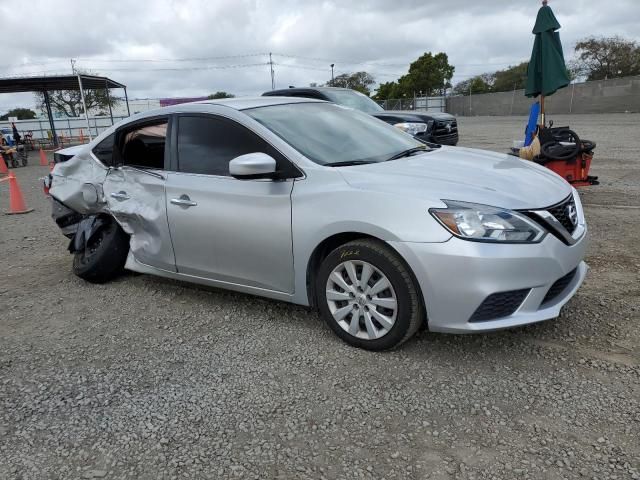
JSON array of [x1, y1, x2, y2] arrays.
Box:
[[102, 116, 176, 272], [165, 113, 296, 293]]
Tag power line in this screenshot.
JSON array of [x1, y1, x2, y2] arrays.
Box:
[[274, 62, 404, 78], [76, 53, 269, 63], [273, 52, 526, 68], [75, 62, 269, 72]]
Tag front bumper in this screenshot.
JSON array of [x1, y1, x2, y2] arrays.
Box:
[[415, 133, 458, 146], [390, 229, 588, 333], [430, 133, 458, 146], [51, 197, 82, 238]]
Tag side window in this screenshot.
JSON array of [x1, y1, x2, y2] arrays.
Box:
[[177, 115, 294, 176], [119, 121, 167, 169], [92, 133, 115, 166]]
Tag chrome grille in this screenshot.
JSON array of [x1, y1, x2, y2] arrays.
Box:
[[547, 195, 578, 235], [433, 120, 458, 139], [521, 194, 580, 245]]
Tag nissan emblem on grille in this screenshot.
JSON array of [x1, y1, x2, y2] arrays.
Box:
[[566, 203, 578, 226]]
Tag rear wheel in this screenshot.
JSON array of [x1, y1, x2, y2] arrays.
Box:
[[316, 239, 423, 350], [72, 217, 129, 283]]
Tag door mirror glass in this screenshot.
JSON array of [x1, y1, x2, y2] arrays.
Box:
[[229, 152, 277, 179]]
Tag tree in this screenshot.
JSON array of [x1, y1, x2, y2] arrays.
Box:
[[401, 52, 455, 96], [35, 88, 119, 118], [0, 108, 37, 121], [207, 91, 235, 99], [373, 81, 401, 100], [372, 52, 455, 99], [492, 62, 528, 92], [328, 71, 375, 95], [575, 36, 640, 80], [453, 75, 491, 95]]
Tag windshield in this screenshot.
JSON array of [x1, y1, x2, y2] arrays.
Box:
[[246, 103, 424, 166], [322, 89, 384, 113]]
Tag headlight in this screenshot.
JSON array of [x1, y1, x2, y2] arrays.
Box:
[[429, 201, 545, 243], [394, 122, 431, 136]]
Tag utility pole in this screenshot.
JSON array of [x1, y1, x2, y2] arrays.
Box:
[[269, 53, 275, 90], [330, 64, 335, 86]]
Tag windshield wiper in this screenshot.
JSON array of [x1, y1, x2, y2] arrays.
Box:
[[386, 146, 429, 161], [327, 160, 377, 167]]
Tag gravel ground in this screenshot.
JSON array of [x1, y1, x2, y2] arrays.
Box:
[[1, 113, 639, 479]]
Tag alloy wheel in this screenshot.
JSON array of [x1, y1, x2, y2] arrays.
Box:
[[325, 260, 398, 340]]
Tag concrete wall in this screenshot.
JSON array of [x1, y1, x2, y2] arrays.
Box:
[[446, 75, 640, 116]]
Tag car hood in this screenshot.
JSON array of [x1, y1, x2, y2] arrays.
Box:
[[337, 146, 571, 210], [373, 111, 456, 122]]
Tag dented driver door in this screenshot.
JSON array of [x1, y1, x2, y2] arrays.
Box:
[[102, 167, 176, 272]]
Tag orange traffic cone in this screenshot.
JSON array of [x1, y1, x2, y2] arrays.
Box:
[[79, 129, 84, 144], [4, 171, 34, 215], [39, 148, 47, 166], [0, 154, 8, 175]]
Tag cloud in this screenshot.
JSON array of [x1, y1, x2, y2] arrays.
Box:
[[0, 0, 638, 110]]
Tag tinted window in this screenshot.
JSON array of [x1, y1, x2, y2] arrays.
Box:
[[120, 122, 167, 169], [177, 115, 293, 176], [92, 133, 115, 166]]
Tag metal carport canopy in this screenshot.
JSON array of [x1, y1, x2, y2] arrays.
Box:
[[0, 74, 130, 146]]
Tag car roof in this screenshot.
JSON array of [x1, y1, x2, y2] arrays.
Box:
[[264, 86, 354, 96], [124, 96, 327, 121], [92, 96, 329, 138], [186, 96, 326, 111]]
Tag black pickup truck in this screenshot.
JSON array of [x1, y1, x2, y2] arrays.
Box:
[[263, 87, 458, 146]]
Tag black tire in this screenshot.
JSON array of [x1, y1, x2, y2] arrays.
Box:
[[72, 217, 129, 284], [316, 239, 424, 351]]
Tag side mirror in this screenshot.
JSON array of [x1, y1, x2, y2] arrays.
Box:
[[229, 152, 277, 179]]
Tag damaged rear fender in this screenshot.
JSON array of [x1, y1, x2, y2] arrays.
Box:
[[49, 149, 109, 215]]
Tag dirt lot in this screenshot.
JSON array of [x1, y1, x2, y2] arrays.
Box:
[[1, 114, 639, 480]]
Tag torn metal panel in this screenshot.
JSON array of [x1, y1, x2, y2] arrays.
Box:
[[51, 197, 83, 237], [49, 148, 108, 214], [102, 167, 176, 272]]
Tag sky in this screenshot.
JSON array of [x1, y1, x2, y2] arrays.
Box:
[[0, 0, 638, 113]]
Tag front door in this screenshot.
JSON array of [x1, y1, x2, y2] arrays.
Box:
[[165, 114, 295, 293], [102, 117, 176, 272]]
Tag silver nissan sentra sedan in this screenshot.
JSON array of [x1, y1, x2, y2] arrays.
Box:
[[48, 97, 587, 350]]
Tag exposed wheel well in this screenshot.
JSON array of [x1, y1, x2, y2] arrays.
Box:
[[305, 232, 426, 323]]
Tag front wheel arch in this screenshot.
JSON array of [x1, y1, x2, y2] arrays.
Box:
[[305, 233, 426, 320]]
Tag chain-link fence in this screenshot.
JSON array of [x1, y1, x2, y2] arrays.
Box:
[[0, 115, 127, 147], [377, 95, 447, 112]]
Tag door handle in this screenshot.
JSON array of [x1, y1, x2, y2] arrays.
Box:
[[170, 195, 198, 207], [110, 191, 130, 200]]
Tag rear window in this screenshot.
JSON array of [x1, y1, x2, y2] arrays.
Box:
[[92, 133, 115, 166], [323, 90, 384, 113]]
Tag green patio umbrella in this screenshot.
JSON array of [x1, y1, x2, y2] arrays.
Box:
[[525, 0, 570, 126]]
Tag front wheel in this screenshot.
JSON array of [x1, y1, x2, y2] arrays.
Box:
[[316, 239, 424, 350], [72, 216, 129, 283]]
